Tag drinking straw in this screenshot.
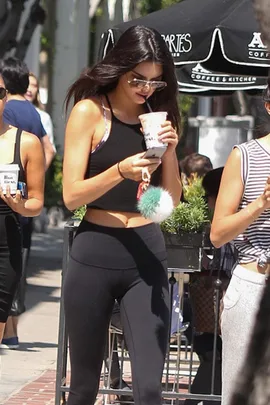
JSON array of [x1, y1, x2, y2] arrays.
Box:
[[144, 96, 153, 112]]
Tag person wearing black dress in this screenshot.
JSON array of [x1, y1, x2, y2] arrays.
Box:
[[0, 73, 44, 348]]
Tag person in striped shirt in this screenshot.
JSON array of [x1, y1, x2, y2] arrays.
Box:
[[210, 79, 270, 405]]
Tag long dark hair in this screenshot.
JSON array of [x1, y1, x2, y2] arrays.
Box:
[[262, 76, 270, 102], [66, 25, 180, 134], [253, 78, 270, 138]]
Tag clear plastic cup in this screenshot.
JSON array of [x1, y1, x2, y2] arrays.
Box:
[[139, 111, 168, 149], [0, 164, 20, 194]]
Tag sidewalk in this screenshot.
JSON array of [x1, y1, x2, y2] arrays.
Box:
[[0, 225, 65, 405]]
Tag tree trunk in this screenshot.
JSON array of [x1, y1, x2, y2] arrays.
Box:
[[232, 91, 249, 116], [0, 0, 25, 58], [43, 0, 57, 116]]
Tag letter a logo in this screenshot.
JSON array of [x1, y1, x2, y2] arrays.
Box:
[[248, 32, 267, 49]]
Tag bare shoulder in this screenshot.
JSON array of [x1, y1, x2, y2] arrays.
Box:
[[21, 131, 43, 149], [70, 97, 102, 121], [224, 146, 241, 167], [221, 146, 242, 185]]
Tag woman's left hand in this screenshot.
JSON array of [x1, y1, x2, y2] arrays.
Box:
[[158, 121, 179, 158], [0, 185, 26, 214]]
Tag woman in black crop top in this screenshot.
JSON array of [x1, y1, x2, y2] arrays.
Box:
[[63, 25, 182, 405], [0, 74, 45, 346]]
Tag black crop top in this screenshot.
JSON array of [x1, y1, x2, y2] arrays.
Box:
[[0, 128, 26, 214], [86, 95, 162, 213]]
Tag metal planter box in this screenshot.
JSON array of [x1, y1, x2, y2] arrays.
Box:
[[163, 232, 207, 272]]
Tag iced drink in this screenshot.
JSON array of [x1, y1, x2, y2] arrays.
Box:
[[139, 112, 168, 150], [0, 164, 20, 194]]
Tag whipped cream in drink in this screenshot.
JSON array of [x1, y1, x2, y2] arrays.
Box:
[[139, 112, 168, 150], [0, 164, 19, 194]]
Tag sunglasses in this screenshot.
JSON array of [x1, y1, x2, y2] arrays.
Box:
[[127, 78, 167, 91], [0, 87, 7, 100]]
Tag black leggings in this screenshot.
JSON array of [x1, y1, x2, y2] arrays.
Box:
[[64, 220, 169, 405], [10, 216, 33, 316], [0, 212, 22, 323]]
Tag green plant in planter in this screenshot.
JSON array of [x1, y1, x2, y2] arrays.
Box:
[[161, 175, 210, 234], [161, 175, 210, 270], [73, 205, 87, 221]]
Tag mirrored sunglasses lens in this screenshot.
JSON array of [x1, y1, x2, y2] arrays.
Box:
[[0, 88, 6, 99], [153, 82, 166, 90], [129, 79, 142, 88], [129, 79, 166, 90], [131, 80, 152, 90]]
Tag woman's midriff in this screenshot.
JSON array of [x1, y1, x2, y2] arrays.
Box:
[[241, 261, 270, 275], [84, 208, 153, 228]]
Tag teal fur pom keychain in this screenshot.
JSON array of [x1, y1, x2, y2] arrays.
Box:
[[137, 168, 174, 223], [137, 185, 174, 223]]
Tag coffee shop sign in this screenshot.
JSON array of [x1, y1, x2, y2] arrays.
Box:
[[190, 64, 258, 84], [248, 32, 270, 61], [161, 34, 192, 57], [161, 32, 270, 62]]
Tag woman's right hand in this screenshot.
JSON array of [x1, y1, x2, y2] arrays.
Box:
[[118, 152, 161, 182], [259, 176, 270, 209]]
